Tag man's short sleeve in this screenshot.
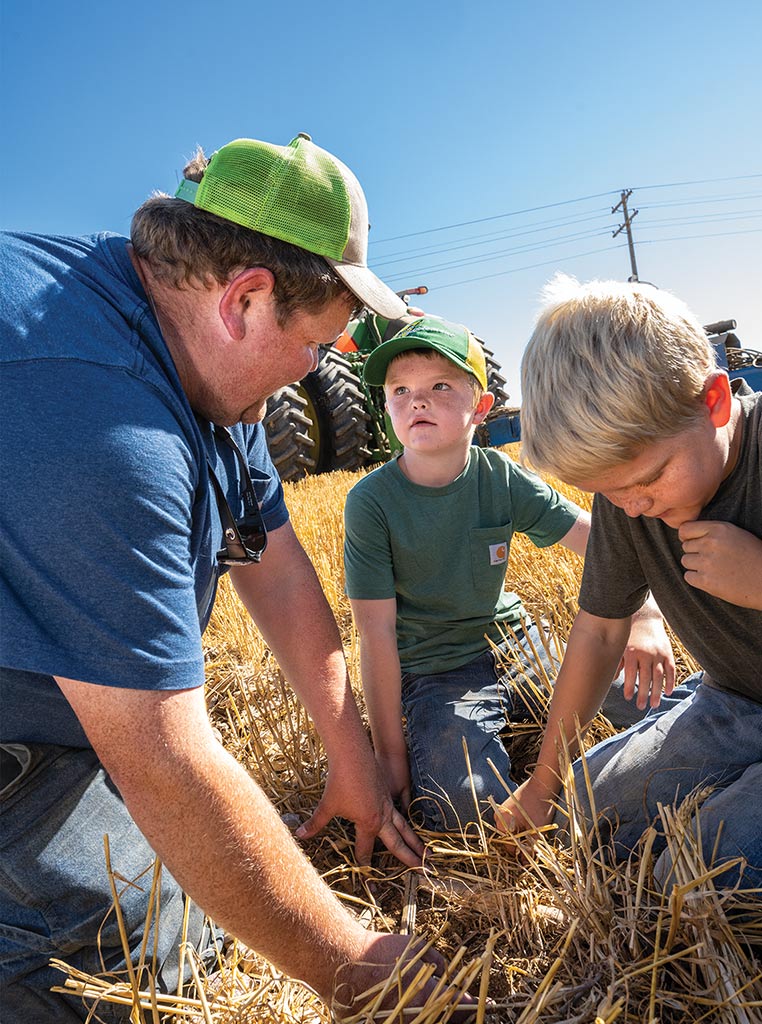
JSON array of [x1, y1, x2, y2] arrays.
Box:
[[1, 360, 207, 691]]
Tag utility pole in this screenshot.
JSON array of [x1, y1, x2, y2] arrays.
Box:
[[612, 189, 639, 281]]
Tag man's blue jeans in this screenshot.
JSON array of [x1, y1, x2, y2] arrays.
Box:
[[554, 677, 762, 891], [0, 744, 214, 1023], [400, 619, 695, 832]]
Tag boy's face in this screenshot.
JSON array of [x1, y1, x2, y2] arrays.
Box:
[[572, 416, 731, 529], [384, 351, 491, 455]]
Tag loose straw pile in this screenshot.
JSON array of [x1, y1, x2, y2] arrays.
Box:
[[53, 457, 761, 1021]]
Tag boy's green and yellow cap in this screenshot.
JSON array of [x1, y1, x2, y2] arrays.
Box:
[[362, 315, 488, 390], [174, 133, 406, 319]]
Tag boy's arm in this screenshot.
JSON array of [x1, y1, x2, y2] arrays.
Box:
[[679, 521, 762, 610], [557, 510, 675, 708], [494, 609, 631, 833], [349, 597, 413, 813], [556, 507, 590, 557]]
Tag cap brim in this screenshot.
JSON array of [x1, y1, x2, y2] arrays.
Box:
[[328, 259, 407, 319]]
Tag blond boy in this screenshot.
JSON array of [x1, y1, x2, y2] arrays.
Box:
[[497, 277, 762, 890]]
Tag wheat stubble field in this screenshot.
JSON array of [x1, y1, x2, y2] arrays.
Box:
[[57, 453, 762, 1023]]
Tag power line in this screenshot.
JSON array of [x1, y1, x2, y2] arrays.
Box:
[[373, 225, 611, 272], [640, 210, 762, 228], [383, 226, 762, 293], [370, 190, 619, 245], [639, 191, 762, 209], [366, 176, 762, 292], [371, 209, 760, 280], [630, 172, 762, 191], [372, 208, 613, 263], [370, 174, 762, 247], [385, 244, 628, 289], [638, 227, 762, 245]]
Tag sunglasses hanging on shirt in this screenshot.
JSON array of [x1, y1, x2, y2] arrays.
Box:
[[206, 426, 268, 566]]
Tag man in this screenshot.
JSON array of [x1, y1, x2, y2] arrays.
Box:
[[0, 134, 459, 1021]]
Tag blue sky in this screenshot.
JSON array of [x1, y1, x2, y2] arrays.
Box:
[[3, 0, 760, 400]]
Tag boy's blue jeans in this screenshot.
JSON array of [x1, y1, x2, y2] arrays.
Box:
[[401, 619, 695, 832], [554, 677, 762, 892], [0, 744, 216, 1023]]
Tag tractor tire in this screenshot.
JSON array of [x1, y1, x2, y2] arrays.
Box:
[[264, 385, 317, 482], [482, 345, 511, 406], [300, 349, 373, 474]]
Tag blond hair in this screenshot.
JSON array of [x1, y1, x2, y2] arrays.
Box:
[[130, 148, 357, 325], [520, 274, 717, 480]]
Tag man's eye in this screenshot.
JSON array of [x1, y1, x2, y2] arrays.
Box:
[[433, 382, 449, 391]]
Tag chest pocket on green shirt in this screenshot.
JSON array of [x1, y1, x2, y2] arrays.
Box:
[[468, 525, 512, 593]]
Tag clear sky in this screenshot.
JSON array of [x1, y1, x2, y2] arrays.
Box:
[[3, 0, 760, 401]]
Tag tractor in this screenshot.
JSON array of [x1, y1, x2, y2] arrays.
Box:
[[263, 300, 761, 484]]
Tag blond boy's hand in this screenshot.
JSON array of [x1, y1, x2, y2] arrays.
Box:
[[680, 520, 762, 610], [493, 778, 554, 838], [619, 608, 676, 710]]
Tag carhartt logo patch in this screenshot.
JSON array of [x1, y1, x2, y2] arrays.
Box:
[[489, 542, 508, 565]]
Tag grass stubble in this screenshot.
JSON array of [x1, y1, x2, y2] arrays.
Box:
[[53, 457, 762, 1022]]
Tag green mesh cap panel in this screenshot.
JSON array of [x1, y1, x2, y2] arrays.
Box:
[[173, 133, 406, 319], [193, 137, 353, 261]]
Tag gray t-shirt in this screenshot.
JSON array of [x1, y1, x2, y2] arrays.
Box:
[[579, 389, 762, 703]]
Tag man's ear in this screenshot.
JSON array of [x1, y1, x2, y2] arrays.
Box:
[[473, 390, 495, 424], [703, 371, 732, 427], [219, 267, 275, 340]]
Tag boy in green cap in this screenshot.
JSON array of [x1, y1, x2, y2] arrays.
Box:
[[344, 315, 677, 831]]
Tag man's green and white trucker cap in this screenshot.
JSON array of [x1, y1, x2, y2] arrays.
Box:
[[174, 132, 406, 319], [362, 315, 489, 390]]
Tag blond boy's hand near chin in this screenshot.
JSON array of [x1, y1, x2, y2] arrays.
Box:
[[679, 520, 762, 610]]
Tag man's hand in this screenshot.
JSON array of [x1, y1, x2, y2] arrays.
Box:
[[619, 603, 676, 710], [334, 933, 478, 1022], [297, 755, 423, 868], [231, 527, 424, 868], [680, 520, 762, 610]]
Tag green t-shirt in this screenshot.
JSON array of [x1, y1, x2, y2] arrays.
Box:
[[344, 446, 579, 674]]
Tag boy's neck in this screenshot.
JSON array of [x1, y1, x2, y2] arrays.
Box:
[[397, 444, 472, 488], [722, 394, 745, 481]]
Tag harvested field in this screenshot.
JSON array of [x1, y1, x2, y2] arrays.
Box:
[[56, 453, 762, 1022]]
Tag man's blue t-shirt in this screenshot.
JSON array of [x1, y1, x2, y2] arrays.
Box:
[[0, 231, 289, 746]]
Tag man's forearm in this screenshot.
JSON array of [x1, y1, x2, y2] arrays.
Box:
[[231, 531, 369, 762], [56, 679, 372, 1002]]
